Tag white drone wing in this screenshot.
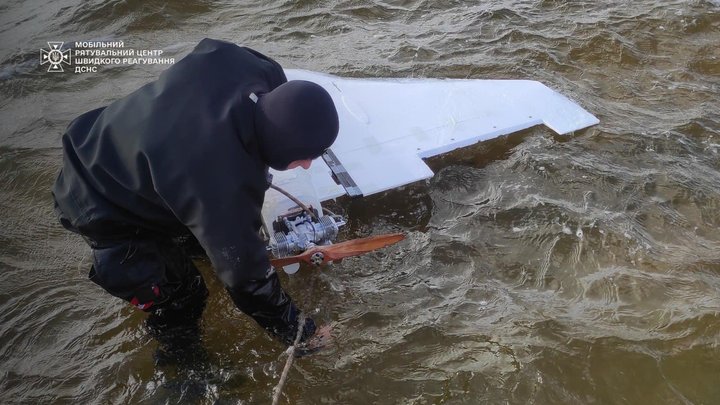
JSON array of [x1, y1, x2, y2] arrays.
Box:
[[263, 69, 598, 224]]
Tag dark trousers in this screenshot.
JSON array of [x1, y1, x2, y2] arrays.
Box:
[[88, 236, 209, 363]]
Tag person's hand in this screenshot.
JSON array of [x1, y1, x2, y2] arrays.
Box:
[[295, 324, 333, 357]]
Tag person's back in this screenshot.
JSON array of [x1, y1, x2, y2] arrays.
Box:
[[53, 38, 285, 240]]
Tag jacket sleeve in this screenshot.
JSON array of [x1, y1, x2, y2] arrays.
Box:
[[152, 141, 315, 345], [226, 271, 317, 345]]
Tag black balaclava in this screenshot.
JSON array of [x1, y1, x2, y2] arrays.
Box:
[[254, 80, 339, 170]]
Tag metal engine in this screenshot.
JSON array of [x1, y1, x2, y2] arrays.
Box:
[[270, 209, 346, 258]]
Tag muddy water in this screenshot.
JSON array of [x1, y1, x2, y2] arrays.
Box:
[[1, 0, 719, 403]]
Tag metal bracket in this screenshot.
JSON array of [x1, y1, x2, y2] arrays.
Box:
[[322, 148, 363, 198]]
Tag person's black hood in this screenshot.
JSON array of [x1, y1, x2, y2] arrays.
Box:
[[254, 80, 339, 170]]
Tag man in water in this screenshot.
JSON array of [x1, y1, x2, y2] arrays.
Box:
[[51, 38, 335, 362]]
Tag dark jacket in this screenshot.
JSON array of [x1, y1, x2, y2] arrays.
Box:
[[52, 38, 314, 345]]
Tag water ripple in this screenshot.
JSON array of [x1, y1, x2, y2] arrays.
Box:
[[1, 0, 720, 403]]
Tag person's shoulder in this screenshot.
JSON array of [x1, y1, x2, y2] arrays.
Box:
[[193, 38, 238, 53], [189, 39, 286, 84], [191, 39, 270, 63], [185, 38, 256, 64], [65, 106, 106, 137]]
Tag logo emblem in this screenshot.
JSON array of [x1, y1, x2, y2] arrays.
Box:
[[40, 42, 72, 72]]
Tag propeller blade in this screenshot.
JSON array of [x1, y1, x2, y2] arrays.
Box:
[[270, 233, 405, 268]]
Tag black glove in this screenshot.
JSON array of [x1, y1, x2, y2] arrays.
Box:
[[226, 270, 316, 345]]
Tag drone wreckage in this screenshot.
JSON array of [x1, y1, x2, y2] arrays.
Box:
[[262, 69, 599, 273]]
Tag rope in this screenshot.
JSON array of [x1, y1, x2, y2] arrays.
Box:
[[268, 182, 325, 403], [271, 312, 307, 405], [269, 183, 320, 222]]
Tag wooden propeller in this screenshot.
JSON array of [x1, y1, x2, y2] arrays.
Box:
[[270, 233, 405, 268]]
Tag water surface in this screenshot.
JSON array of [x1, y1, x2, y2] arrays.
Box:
[[1, 0, 719, 403]]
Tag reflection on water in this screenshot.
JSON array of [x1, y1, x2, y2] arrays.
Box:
[[1, 0, 719, 403]]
